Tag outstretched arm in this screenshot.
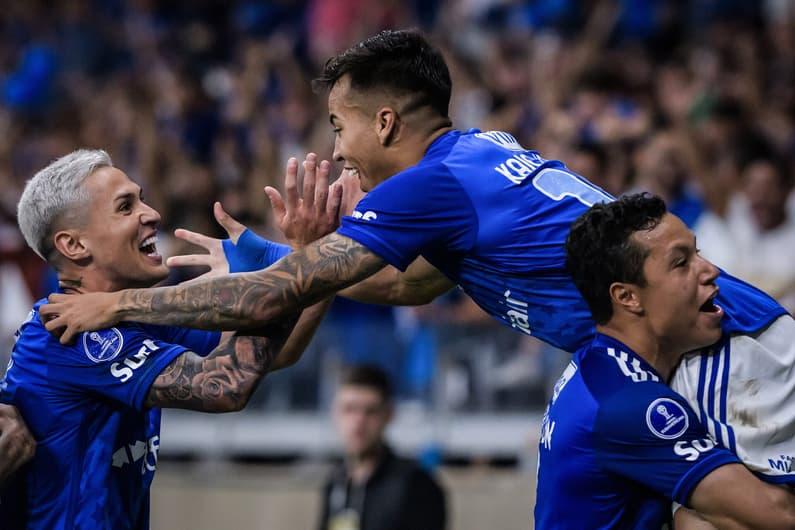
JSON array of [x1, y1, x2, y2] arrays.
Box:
[[339, 256, 455, 306], [42, 233, 385, 343]]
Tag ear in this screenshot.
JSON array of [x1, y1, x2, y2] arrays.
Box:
[[374, 107, 399, 146], [609, 282, 643, 316], [53, 229, 91, 261]]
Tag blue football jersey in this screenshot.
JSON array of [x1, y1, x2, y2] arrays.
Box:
[[0, 300, 220, 530], [338, 129, 787, 352], [535, 334, 740, 529]]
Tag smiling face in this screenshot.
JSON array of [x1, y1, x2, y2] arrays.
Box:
[[630, 213, 723, 354], [328, 75, 395, 192], [77, 167, 168, 289]]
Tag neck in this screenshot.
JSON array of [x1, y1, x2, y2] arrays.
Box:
[[57, 266, 120, 294], [595, 321, 680, 381], [346, 443, 384, 485], [386, 117, 453, 176]]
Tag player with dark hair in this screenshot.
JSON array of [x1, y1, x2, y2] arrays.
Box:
[[536, 194, 795, 528], [41, 29, 795, 493]]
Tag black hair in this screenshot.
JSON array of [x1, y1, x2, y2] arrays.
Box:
[[312, 29, 452, 118], [340, 364, 393, 403], [566, 193, 668, 325]]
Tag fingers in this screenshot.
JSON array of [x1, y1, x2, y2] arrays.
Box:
[[284, 157, 300, 211], [327, 182, 343, 225], [314, 160, 330, 213], [166, 254, 214, 268], [264, 186, 286, 221], [213, 202, 247, 243], [173, 228, 218, 252], [302, 153, 318, 210]]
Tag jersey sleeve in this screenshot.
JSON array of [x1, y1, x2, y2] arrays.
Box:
[[594, 383, 739, 506], [144, 325, 221, 357], [336, 166, 478, 271], [48, 325, 191, 412]]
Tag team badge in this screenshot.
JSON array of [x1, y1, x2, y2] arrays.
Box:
[[83, 328, 124, 363], [645, 398, 689, 440]]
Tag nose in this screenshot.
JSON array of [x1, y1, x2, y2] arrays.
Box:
[[332, 137, 343, 162], [700, 255, 719, 284], [140, 202, 162, 227]]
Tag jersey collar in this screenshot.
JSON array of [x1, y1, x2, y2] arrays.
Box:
[[591, 333, 665, 382]]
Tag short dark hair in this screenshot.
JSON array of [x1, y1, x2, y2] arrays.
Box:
[[312, 29, 452, 118], [566, 194, 668, 325], [340, 364, 393, 402]]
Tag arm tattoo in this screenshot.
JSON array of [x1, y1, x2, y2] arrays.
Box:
[[119, 233, 385, 329], [144, 315, 296, 411]]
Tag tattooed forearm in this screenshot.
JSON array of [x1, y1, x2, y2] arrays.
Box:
[[119, 233, 385, 330], [144, 323, 292, 412]]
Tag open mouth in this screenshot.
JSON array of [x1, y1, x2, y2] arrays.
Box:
[[345, 167, 360, 177], [699, 291, 720, 313], [139, 235, 159, 257]]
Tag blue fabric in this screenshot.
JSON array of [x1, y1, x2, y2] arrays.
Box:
[[337, 129, 785, 353], [222, 228, 292, 273], [535, 334, 740, 528], [0, 300, 219, 529]]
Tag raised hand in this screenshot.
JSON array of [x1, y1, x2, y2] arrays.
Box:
[[166, 202, 247, 283], [264, 153, 343, 248]]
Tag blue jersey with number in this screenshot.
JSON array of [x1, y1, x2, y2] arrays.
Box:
[[535, 333, 740, 528], [0, 300, 220, 530], [337, 129, 787, 352]]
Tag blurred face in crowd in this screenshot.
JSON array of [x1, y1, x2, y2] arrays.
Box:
[[58, 167, 168, 290], [743, 160, 790, 232], [333, 384, 392, 459], [626, 213, 723, 355], [328, 75, 400, 192]]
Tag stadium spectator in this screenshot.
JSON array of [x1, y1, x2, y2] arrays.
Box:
[[318, 364, 446, 530], [538, 193, 795, 528]]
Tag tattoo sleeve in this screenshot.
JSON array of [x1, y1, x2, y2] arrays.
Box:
[[144, 315, 297, 412], [118, 233, 385, 330]]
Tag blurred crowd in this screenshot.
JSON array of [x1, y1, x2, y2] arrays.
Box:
[[2, 0, 794, 413]]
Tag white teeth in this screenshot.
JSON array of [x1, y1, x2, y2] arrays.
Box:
[[139, 235, 158, 250], [347, 168, 359, 177]]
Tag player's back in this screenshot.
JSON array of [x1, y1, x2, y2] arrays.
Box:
[[340, 129, 787, 353]]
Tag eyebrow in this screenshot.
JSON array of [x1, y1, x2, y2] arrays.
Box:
[[114, 187, 142, 202]]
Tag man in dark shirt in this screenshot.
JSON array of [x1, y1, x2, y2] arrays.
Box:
[[319, 365, 446, 530]]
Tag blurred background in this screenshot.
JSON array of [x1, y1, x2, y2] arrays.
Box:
[[1, 0, 794, 528]]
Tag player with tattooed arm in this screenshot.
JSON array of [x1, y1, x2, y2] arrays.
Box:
[[0, 149, 339, 529], [42, 30, 795, 496]]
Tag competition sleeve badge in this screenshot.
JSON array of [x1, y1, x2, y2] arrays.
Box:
[[83, 328, 124, 363], [646, 398, 689, 440]]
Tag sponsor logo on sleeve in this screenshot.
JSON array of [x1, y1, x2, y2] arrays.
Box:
[[83, 328, 124, 363], [646, 398, 689, 440], [352, 210, 377, 221]]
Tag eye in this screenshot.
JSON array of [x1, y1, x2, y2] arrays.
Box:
[[118, 201, 131, 212], [332, 128, 341, 134]]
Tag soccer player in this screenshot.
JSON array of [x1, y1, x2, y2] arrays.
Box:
[[0, 149, 336, 529], [40, 29, 795, 486], [536, 193, 795, 528]]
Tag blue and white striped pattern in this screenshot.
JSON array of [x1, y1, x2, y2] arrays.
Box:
[[607, 348, 660, 383], [695, 341, 737, 453]]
